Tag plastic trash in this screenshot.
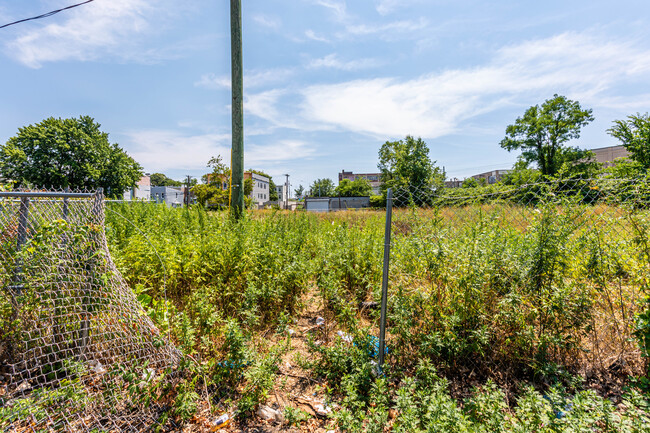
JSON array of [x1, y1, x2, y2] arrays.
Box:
[[337, 331, 353, 343], [211, 414, 230, 430], [88, 360, 106, 375], [354, 335, 389, 358], [315, 403, 332, 416], [316, 316, 325, 326], [257, 405, 283, 422]]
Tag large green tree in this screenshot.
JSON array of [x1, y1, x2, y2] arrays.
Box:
[[0, 116, 142, 196], [310, 178, 335, 197], [608, 113, 650, 170], [378, 135, 444, 192], [335, 178, 372, 196], [150, 172, 182, 186], [194, 155, 255, 208], [500, 95, 594, 176]]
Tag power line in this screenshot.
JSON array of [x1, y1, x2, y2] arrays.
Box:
[[0, 0, 95, 30]]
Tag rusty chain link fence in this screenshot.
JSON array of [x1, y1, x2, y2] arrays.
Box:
[[0, 189, 179, 432], [382, 177, 649, 397]]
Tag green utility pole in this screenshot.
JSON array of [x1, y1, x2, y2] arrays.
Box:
[[230, 0, 244, 218]]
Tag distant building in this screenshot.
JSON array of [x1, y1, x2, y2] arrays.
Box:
[[206, 173, 229, 190], [304, 198, 330, 212], [276, 183, 290, 204], [123, 174, 151, 200], [151, 186, 185, 207], [589, 145, 630, 167], [470, 169, 511, 184], [244, 172, 270, 205], [339, 170, 382, 195], [445, 178, 463, 188], [304, 196, 370, 212]]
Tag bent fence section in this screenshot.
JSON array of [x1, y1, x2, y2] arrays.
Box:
[[0, 189, 179, 432]]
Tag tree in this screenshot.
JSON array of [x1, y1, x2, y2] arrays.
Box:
[[294, 184, 305, 199], [150, 173, 182, 186], [500, 94, 594, 176], [194, 155, 256, 208], [608, 113, 650, 170], [335, 178, 372, 196], [461, 177, 482, 188], [378, 135, 444, 193], [310, 178, 335, 197], [0, 116, 142, 196]]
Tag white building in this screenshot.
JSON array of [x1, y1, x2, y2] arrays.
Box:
[[151, 186, 185, 207], [245, 172, 270, 205], [123, 174, 151, 200]]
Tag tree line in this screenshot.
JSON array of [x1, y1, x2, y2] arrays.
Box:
[[1, 95, 648, 200], [305, 94, 649, 201]]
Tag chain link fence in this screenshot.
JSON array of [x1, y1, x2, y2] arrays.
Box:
[[382, 178, 649, 396], [0, 189, 179, 432]]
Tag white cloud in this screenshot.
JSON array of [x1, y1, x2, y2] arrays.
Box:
[[311, 0, 428, 41], [305, 29, 330, 43], [313, 0, 347, 22], [375, 0, 400, 15], [195, 68, 295, 90], [345, 17, 428, 35], [253, 14, 281, 30], [245, 89, 293, 127], [195, 73, 232, 90], [247, 140, 316, 165], [4, 0, 186, 68], [124, 129, 315, 173], [308, 53, 380, 70], [375, 0, 428, 15], [246, 31, 650, 139], [125, 130, 231, 172]]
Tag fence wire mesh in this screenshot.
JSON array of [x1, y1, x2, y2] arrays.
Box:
[[385, 178, 649, 397], [0, 189, 179, 432]]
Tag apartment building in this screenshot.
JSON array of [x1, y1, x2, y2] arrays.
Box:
[[244, 172, 270, 205], [338, 170, 382, 195]]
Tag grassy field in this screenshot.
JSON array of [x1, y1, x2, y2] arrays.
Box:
[[97, 200, 650, 431]]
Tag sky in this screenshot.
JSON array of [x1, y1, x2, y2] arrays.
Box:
[[0, 0, 649, 192]]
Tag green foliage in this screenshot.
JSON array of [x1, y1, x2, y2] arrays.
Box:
[[502, 165, 543, 186], [0, 116, 142, 197], [97, 191, 650, 430], [378, 135, 445, 201], [500, 95, 594, 176], [310, 178, 336, 197], [462, 177, 484, 188], [609, 113, 650, 169], [369, 195, 385, 208], [192, 160, 255, 209], [335, 178, 373, 197], [635, 297, 650, 366], [294, 184, 305, 199], [283, 406, 312, 426], [150, 173, 182, 186]]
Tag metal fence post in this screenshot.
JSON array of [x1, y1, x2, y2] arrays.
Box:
[[378, 188, 393, 370], [12, 197, 31, 293]]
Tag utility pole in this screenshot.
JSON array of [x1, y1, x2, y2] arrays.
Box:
[[284, 174, 289, 210], [229, 0, 244, 219], [185, 175, 194, 207]]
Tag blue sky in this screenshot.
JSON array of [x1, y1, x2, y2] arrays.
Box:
[[1, 0, 649, 191]]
